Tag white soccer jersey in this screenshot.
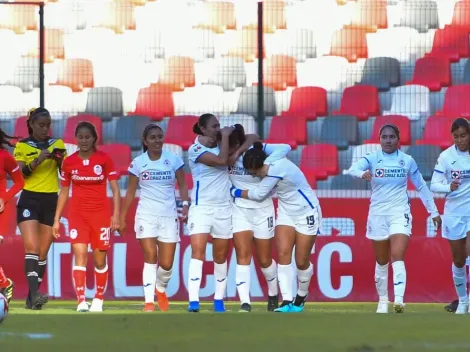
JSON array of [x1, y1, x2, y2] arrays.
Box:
[[128, 151, 184, 217], [431, 145, 470, 216], [347, 149, 439, 217], [229, 143, 291, 209], [189, 142, 232, 206], [246, 158, 319, 216]]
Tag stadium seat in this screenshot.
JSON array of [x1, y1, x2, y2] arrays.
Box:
[[13, 116, 29, 140], [320, 115, 359, 150], [63, 114, 103, 145], [219, 114, 257, 135], [243, 1, 287, 33], [235, 86, 277, 119], [281, 87, 328, 121], [84, 87, 124, 121], [226, 29, 264, 62], [130, 84, 174, 120], [349, 144, 382, 169], [436, 85, 470, 118], [95, 1, 136, 34], [265, 29, 316, 62], [163, 143, 183, 158], [383, 85, 430, 121], [99, 144, 130, 177], [195, 1, 236, 34], [398, 1, 439, 33], [407, 57, 451, 92], [364, 115, 411, 145], [450, 1, 470, 28], [296, 56, 349, 91], [359, 57, 400, 92], [0, 5, 37, 34], [4, 58, 39, 93], [111, 116, 152, 150], [463, 59, 470, 84], [158, 56, 195, 92], [53, 59, 94, 93], [25, 28, 65, 63], [164, 115, 199, 150], [333, 85, 380, 121], [0, 86, 28, 118], [300, 144, 339, 183], [415, 116, 454, 149], [207, 57, 246, 91], [260, 55, 297, 91], [163, 28, 215, 61], [173, 85, 227, 116], [405, 145, 442, 181], [328, 28, 368, 63], [330, 174, 370, 190], [264, 116, 307, 149], [64, 142, 78, 156], [425, 27, 470, 63], [345, 0, 388, 32]]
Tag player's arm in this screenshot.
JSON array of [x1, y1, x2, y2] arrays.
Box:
[[15, 144, 50, 177], [229, 134, 260, 164], [346, 155, 371, 179], [263, 144, 292, 164], [3, 153, 24, 203], [120, 160, 140, 235], [194, 127, 234, 167], [430, 157, 452, 193], [105, 156, 120, 232], [231, 164, 282, 201], [54, 163, 72, 228], [408, 159, 440, 219], [175, 165, 189, 222]]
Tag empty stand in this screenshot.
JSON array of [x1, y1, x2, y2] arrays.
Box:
[[207, 57, 246, 91], [299, 144, 339, 182], [349, 144, 382, 169], [63, 114, 103, 144], [436, 85, 470, 118], [281, 87, 328, 121], [264, 116, 307, 149], [328, 28, 368, 63], [425, 27, 470, 63], [53, 59, 94, 93], [236, 86, 277, 118], [415, 116, 454, 149], [226, 29, 264, 62], [406, 145, 442, 181], [4, 58, 39, 93], [110, 116, 152, 150], [407, 57, 451, 92], [320, 116, 359, 150], [13, 116, 29, 140], [365, 115, 411, 145], [158, 56, 195, 92], [0, 5, 37, 34], [99, 144, 131, 176], [330, 174, 370, 190], [265, 29, 316, 62], [164, 115, 199, 150], [359, 57, 400, 91], [261, 55, 297, 91], [195, 1, 236, 34], [219, 115, 257, 135], [94, 1, 136, 34], [84, 87, 123, 121], [345, 0, 388, 32], [399, 1, 439, 33], [334, 85, 380, 121], [130, 84, 174, 120], [383, 85, 430, 120]]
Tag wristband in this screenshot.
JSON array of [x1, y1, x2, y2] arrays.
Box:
[[230, 186, 242, 198], [182, 201, 189, 207]]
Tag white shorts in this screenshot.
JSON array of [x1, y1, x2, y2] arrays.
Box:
[[366, 213, 412, 241], [442, 215, 470, 241], [187, 205, 233, 239], [276, 207, 321, 236], [135, 215, 180, 243], [232, 204, 275, 240]]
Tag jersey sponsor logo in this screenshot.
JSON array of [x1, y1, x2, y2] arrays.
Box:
[[141, 170, 172, 181], [374, 168, 406, 178], [93, 165, 103, 176], [451, 170, 470, 179], [228, 166, 251, 176], [71, 175, 105, 181], [375, 168, 384, 177]]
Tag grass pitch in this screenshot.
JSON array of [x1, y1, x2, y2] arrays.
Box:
[[0, 301, 467, 352]]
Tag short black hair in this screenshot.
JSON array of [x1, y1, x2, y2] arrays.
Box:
[[27, 107, 51, 136], [379, 124, 400, 139], [142, 124, 164, 153], [242, 141, 266, 170]]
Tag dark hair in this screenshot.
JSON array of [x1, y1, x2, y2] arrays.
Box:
[[75, 121, 98, 150], [379, 124, 400, 139], [451, 118, 470, 134], [26, 107, 51, 136], [193, 113, 217, 136], [229, 124, 246, 148], [0, 127, 18, 149], [142, 123, 164, 153], [242, 141, 267, 170]]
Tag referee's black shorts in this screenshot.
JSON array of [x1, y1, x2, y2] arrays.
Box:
[[17, 190, 58, 227]]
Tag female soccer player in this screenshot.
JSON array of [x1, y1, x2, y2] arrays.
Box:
[[347, 124, 441, 314], [230, 142, 321, 313], [52, 122, 120, 313], [119, 124, 189, 312], [14, 107, 66, 310], [227, 125, 291, 312], [430, 118, 470, 314], [0, 128, 24, 303]]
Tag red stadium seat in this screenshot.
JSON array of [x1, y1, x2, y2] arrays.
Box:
[[99, 144, 130, 177], [244, 1, 287, 33], [436, 85, 470, 118], [13, 116, 29, 140], [333, 85, 380, 121], [261, 55, 297, 91], [0, 5, 37, 34], [64, 115, 103, 144], [196, 2, 236, 34], [95, 1, 136, 34], [345, 0, 388, 32], [415, 116, 454, 149], [450, 1, 470, 28], [226, 29, 264, 63], [53, 59, 94, 92], [300, 144, 339, 182], [264, 116, 307, 149], [425, 27, 470, 63], [406, 57, 451, 92], [364, 115, 411, 145], [129, 84, 174, 120], [164, 115, 199, 150], [158, 57, 195, 92], [281, 87, 328, 121], [328, 28, 368, 63]]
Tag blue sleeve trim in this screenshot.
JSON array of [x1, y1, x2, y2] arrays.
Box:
[[412, 168, 419, 174], [433, 169, 444, 174], [362, 156, 370, 165], [298, 189, 314, 209], [194, 151, 208, 163], [195, 180, 200, 205], [175, 164, 184, 172], [263, 143, 267, 151], [267, 175, 283, 180]]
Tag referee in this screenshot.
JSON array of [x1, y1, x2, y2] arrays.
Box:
[[14, 108, 66, 310]]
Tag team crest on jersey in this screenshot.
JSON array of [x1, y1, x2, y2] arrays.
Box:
[[70, 229, 78, 239], [399, 160, 405, 167], [194, 145, 202, 152], [451, 170, 461, 179], [142, 172, 150, 180], [23, 209, 30, 218], [375, 168, 384, 177], [164, 159, 170, 166], [94, 165, 103, 176]]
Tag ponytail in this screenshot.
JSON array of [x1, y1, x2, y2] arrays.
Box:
[[193, 122, 203, 135], [243, 141, 267, 170], [0, 128, 18, 149], [26, 107, 51, 136]]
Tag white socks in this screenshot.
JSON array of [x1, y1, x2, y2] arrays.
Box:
[[261, 260, 278, 296], [188, 259, 203, 302], [452, 263, 467, 303], [214, 261, 227, 300], [236, 264, 250, 304], [297, 263, 313, 297], [375, 262, 389, 302], [156, 267, 172, 293], [392, 261, 406, 304], [277, 263, 293, 302], [143, 263, 157, 303]]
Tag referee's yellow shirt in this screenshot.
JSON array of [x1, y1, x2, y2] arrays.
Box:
[[14, 137, 66, 193]]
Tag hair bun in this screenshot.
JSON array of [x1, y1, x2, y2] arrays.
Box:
[[252, 141, 264, 150]]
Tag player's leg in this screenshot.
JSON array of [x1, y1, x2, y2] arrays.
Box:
[[448, 238, 467, 314], [37, 223, 54, 294], [156, 240, 177, 312], [233, 229, 254, 312], [389, 234, 409, 313], [0, 266, 14, 303], [273, 225, 296, 312], [72, 243, 89, 312], [139, 237, 158, 312], [89, 225, 111, 313]]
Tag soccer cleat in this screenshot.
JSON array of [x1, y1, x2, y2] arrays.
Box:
[[89, 298, 103, 312], [142, 303, 155, 312], [455, 302, 468, 315], [188, 301, 200, 312], [0, 279, 14, 303], [31, 293, 48, 310], [376, 301, 389, 314], [445, 299, 458, 313], [76, 301, 89, 312], [267, 295, 279, 312], [290, 294, 306, 313], [239, 303, 251, 313], [156, 291, 169, 312], [393, 302, 405, 313], [274, 301, 293, 313], [213, 299, 226, 313]]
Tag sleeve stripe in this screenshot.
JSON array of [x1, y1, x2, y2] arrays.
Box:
[[267, 175, 283, 180], [433, 169, 444, 174], [362, 156, 370, 164], [11, 166, 19, 172], [175, 164, 185, 172], [194, 151, 208, 163]]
